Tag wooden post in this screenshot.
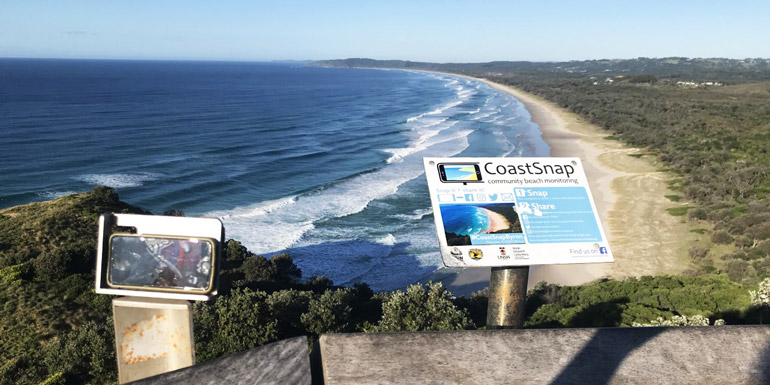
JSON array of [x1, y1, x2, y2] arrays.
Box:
[[486, 266, 529, 329]]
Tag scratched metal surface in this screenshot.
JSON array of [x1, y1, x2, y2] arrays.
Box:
[[113, 298, 194, 383]]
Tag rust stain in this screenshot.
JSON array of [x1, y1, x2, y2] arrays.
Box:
[[120, 313, 175, 365], [123, 323, 139, 338], [119, 313, 190, 366]]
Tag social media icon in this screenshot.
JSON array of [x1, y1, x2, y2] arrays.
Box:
[[476, 193, 486, 202], [600, 247, 608, 255], [464, 194, 475, 202], [488, 194, 498, 201], [501, 193, 514, 201]]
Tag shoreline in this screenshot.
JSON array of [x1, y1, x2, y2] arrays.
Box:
[[482, 208, 510, 233], [422, 74, 695, 297]]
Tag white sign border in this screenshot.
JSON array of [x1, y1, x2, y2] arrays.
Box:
[[423, 157, 614, 267]]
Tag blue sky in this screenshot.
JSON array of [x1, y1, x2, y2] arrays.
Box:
[[1, 0, 768, 62]]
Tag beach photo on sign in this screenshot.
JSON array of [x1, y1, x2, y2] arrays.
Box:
[[439, 203, 523, 246]]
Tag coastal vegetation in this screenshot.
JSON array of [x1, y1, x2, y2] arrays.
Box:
[[487, 70, 770, 286], [1, 188, 767, 384], [3, 57, 770, 384], [318, 57, 770, 286]]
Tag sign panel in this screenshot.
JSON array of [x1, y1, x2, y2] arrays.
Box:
[[423, 157, 613, 267], [95, 213, 224, 301]]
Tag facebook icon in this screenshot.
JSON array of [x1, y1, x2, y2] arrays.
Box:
[[599, 247, 608, 255]]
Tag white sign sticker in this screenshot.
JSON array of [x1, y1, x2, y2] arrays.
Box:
[[423, 157, 613, 267]]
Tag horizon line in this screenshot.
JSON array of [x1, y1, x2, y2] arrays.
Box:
[[2, 55, 769, 65]]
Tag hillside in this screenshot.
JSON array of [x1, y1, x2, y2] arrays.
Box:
[[316, 57, 770, 82], [0, 188, 765, 384], [0, 187, 147, 385]]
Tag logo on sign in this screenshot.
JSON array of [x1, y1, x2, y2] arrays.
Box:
[[469, 249, 483, 260]]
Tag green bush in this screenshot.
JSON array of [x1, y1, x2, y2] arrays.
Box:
[[688, 207, 708, 220], [241, 255, 276, 282], [193, 288, 278, 362], [42, 321, 116, 385], [38, 372, 66, 385], [0, 263, 31, 286], [266, 289, 312, 340], [301, 288, 355, 336], [270, 253, 302, 281], [369, 282, 471, 332], [526, 275, 750, 327], [711, 230, 734, 244], [689, 246, 708, 261]]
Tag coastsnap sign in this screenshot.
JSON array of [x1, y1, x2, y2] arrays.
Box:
[[423, 157, 613, 267]]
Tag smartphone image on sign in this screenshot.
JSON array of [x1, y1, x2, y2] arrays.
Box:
[[438, 163, 483, 183], [107, 234, 216, 293]]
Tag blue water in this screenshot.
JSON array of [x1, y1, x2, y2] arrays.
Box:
[[0, 59, 549, 290], [440, 205, 491, 235]]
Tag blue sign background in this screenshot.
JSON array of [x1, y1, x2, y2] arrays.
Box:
[[514, 187, 602, 244]]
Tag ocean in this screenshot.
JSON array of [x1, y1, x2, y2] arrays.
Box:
[[0, 59, 549, 290]]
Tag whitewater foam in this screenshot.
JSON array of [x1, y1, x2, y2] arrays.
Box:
[[76, 172, 162, 188], [206, 127, 472, 255], [384, 121, 458, 164], [377, 233, 397, 246], [404, 101, 462, 123], [390, 207, 434, 221], [208, 71, 538, 289]]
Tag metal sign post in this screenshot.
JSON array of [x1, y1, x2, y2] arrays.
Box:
[[95, 213, 225, 383], [486, 266, 529, 329]]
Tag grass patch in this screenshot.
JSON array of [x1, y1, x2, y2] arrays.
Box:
[[690, 228, 708, 234], [666, 178, 684, 192], [666, 206, 690, 216], [603, 135, 620, 141], [665, 195, 683, 202]]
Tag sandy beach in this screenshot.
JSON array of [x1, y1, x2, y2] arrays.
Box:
[[424, 76, 699, 297], [482, 208, 510, 233]]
